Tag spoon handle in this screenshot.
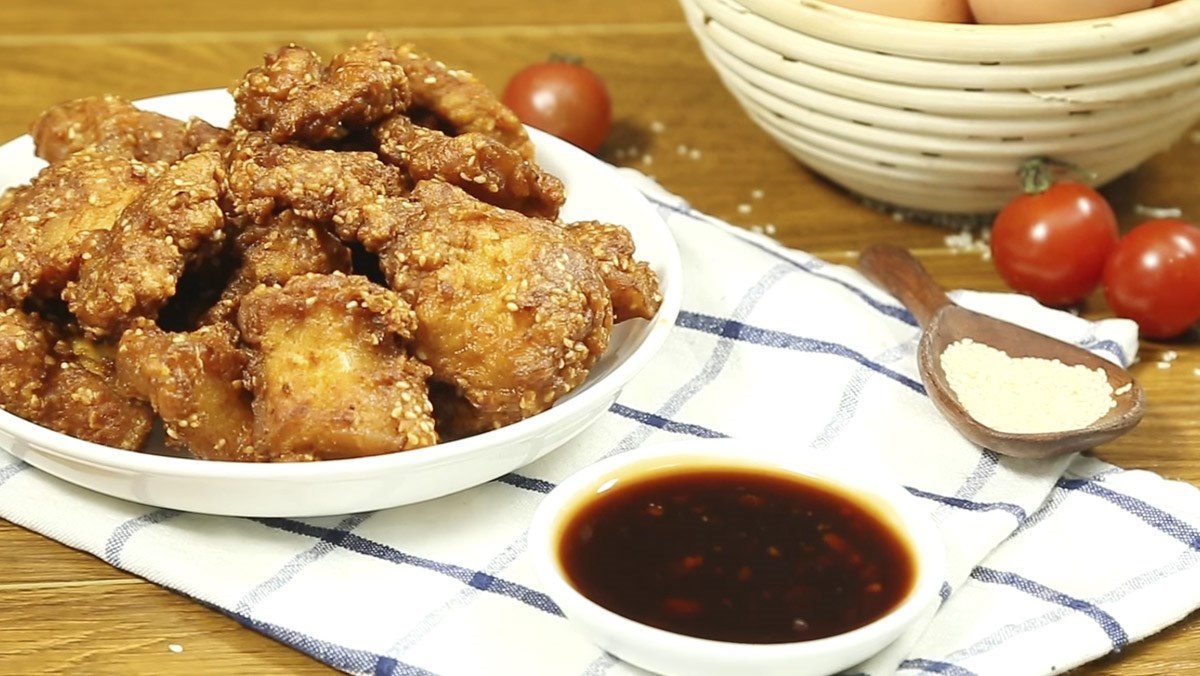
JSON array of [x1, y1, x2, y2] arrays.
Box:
[[857, 244, 953, 328]]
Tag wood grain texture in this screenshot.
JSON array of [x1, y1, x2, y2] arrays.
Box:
[[0, 1, 1196, 673]]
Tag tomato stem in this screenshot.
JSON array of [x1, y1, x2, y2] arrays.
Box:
[[1018, 157, 1099, 195], [548, 53, 583, 66]]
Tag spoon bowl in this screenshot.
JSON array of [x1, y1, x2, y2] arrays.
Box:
[[859, 244, 1145, 460]]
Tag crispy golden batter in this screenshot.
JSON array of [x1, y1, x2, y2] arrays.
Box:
[[565, 221, 663, 322], [0, 151, 163, 303], [238, 273, 437, 460], [224, 132, 413, 249], [118, 319, 258, 461], [232, 35, 409, 145], [30, 95, 230, 164], [0, 304, 151, 449], [202, 210, 353, 325], [39, 359, 154, 450], [0, 305, 56, 420], [374, 114, 563, 218], [397, 44, 533, 160], [66, 151, 227, 338], [378, 181, 612, 437], [0, 185, 25, 213]]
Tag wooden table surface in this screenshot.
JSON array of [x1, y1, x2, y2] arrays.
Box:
[[0, 1, 1195, 673]]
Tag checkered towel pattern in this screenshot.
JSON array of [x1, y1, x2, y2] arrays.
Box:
[[0, 171, 1196, 675]]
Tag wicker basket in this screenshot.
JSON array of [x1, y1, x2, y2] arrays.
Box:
[[681, 0, 1200, 214]]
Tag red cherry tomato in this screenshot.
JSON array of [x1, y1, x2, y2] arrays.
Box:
[[1103, 219, 1200, 339], [502, 59, 612, 153], [990, 181, 1119, 306]]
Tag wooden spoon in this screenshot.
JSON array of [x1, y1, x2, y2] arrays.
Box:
[[858, 244, 1145, 459]]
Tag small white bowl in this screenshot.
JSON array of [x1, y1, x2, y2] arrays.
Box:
[[529, 439, 945, 676]]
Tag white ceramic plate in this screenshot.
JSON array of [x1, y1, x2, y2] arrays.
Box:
[[0, 89, 683, 517]]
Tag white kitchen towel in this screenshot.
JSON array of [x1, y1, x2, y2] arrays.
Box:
[[0, 170, 1196, 676]]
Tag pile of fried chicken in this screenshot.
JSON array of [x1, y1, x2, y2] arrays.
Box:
[[0, 34, 661, 462]]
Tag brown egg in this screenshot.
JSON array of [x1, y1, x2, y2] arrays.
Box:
[[968, 0, 1155, 23], [822, 0, 972, 22]]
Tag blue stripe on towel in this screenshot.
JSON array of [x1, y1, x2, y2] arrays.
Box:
[[1077, 337, 1130, 368], [202, 599, 432, 676], [253, 517, 563, 617], [1057, 478, 1200, 550], [102, 508, 180, 566], [609, 402, 727, 439], [971, 566, 1129, 650], [675, 311, 926, 394], [898, 658, 979, 675], [905, 486, 1028, 521], [495, 473, 556, 495], [0, 461, 28, 487]]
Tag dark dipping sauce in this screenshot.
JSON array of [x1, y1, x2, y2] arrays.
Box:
[[558, 467, 916, 644]]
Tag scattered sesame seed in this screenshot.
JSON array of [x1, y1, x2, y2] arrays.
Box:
[[1157, 361, 1171, 370], [676, 144, 688, 155], [642, 154, 653, 166], [1161, 350, 1178, 363], [764, 223, 777, 235], [650, 120, 665, 133], [688, 148, 702, 161], [737, 203, 752, 215], [168, 644, 183, 654], [751, 189, 765, 200]]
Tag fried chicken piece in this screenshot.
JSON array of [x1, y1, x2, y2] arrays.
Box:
[[39, 358, 154, 450], [0, 305, 56, 420], [232, 35, 409, 145], [565, 221, 662, 322], [397, 44, 534, 160], [202, 210, 353, 325], [374, 114, 563, 218], [224, 132, 412, 249], [117, 319, 258, 461], [238, 273, 437, 460], [378, 181, 612, 437], [0, 304, 151, 449], [0, 150, 163, 303], [66, 151, 228, 338], [30, 95, 231, 164]]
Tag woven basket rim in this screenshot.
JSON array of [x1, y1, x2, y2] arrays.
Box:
[[716, 0, 1200, 62]]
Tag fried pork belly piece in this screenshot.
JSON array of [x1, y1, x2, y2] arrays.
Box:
[[378, 181, 612, 437], [232, 35, 409, 145], [0, 151, 163, 303], [66, 151, 227, 338], [565, 221, 662, 322], [238, 273, 436, 460], [397, 44, 533, 160], [118, 319, 258, 461], [202, 210, 352, 325], [29, 95, 231, 164], [374, 114, 563, 219], [224, 132, 412, 249], [0, 304, 151, 449]]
